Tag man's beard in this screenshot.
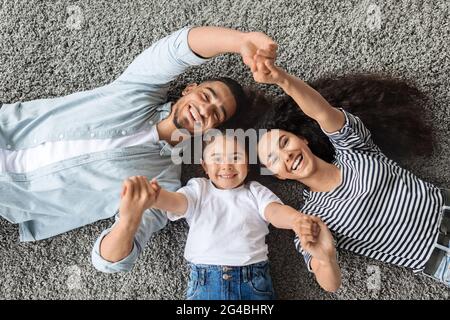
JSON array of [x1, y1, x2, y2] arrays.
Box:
[[172, 104, 184, 129]]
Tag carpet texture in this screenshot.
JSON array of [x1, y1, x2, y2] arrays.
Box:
[[0, 0, 449, 299]]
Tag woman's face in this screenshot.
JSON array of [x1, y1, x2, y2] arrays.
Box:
[[258, 129, 316, 180]]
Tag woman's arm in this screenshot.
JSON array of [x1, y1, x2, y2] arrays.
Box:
[[251, 54, 345, 133], [298, 215, 342, 292], [265, 203, 341, 292]]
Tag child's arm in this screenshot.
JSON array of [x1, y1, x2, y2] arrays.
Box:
[[265, 203, 342, 292], [265, 202, 313, 230], [150, 179, 188, 216], [250, 53, 345, 133]]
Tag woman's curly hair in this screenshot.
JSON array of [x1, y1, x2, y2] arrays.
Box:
[[256, 74, 434, 164]]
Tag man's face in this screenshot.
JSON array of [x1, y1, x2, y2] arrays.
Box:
[[171, 81, 237, 133]]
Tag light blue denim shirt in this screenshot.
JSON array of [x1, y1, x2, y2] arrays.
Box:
[[0, 27, 208, 272]]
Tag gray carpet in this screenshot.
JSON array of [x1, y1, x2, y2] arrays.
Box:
[[0, 0, 449, 300]]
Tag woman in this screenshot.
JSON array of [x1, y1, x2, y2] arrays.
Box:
[[250, 51, 449, 289]]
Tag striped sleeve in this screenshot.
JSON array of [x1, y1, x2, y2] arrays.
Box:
[[323, 109, 381, 153]]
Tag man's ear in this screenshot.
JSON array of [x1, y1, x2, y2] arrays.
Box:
[[182, 83, 198, 96]]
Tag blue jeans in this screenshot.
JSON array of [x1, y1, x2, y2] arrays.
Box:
[[186, 261, 275, 300], [422, 188, 450, 286]]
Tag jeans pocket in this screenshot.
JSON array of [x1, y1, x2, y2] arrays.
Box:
[[186, 270, 199, 300], [249, 265, 274, 296], [444, 255, 450, 286]]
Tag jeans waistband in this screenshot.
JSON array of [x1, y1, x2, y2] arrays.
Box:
[[188, 261, 268, 270], [187, 261, 269, 284], [423, 189, 450, 275]]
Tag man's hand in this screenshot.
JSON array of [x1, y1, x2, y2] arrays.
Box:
[[118, 176, 160, 228], [240, 32, 278, 71], [294, 214, 336, 264]]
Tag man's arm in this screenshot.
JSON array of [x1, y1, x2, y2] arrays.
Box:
[[188, 26, 277, 63], [96, 177, 187, 264], [116, 26, 277, 88], [99, 176, 159, 263]]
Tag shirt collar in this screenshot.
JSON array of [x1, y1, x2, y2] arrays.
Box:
[[156, 102, 175, 156]]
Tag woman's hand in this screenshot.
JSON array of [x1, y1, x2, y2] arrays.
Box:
[[294, 215, 336, 264], [118, 176, 161, 228], [250, 52, 287, 85]]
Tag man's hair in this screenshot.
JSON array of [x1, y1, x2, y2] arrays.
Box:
[[204, 77, 247, 125]]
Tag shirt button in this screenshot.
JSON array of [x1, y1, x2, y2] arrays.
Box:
[[121, 130, 126, 136], [33, 139, 37, 144], [6, 144, 11, 149], [59, 134, 64, 139], [149, 120, 154, 125], [90, 132, 95, 138], [222, 274, 232, 280]]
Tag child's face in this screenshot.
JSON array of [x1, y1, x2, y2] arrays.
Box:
[[201, 135, 248, 190]]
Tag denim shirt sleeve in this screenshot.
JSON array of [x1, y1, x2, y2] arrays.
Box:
[[91, 207, 169, 273], [91, 159, 181, 273], [115, 26, 209, 88]]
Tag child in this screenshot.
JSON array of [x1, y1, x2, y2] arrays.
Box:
[[120, 132, 340, 299]]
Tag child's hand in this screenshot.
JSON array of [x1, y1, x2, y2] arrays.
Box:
[[294, 215, 336, 264], [119, 176, 160, 227], [250, 51, 286, 85]]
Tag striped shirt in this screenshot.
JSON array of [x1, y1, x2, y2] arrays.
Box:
[[295, 109, 443, 272]]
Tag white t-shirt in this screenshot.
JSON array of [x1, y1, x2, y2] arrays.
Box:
[[0, 126, 159, 173], [167, 177, 283, 266]]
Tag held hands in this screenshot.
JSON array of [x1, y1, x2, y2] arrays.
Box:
[[250, 52, 286, 85], [239, 32, 278, 76], [239, 32, 287, 85], [292, 214, 337, 265], [118, 176, 161, 227]]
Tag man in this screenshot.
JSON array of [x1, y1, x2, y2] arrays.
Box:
[[0, 26, 277, 273]]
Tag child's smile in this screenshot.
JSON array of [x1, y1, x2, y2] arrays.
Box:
[[202, 134, 248, 190]]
